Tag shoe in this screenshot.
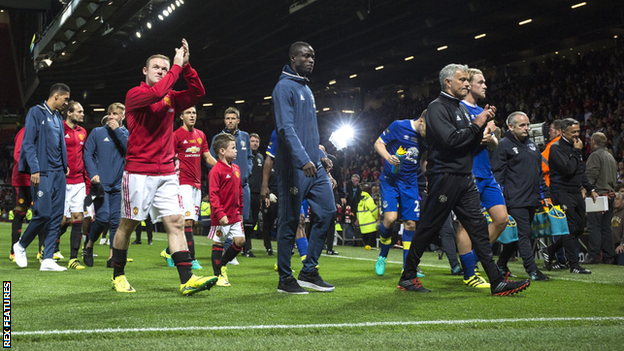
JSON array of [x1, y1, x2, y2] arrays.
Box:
[[217, 266, 231, 287], [570, 266, 591, 274], [131, 240, 142, 245], [68, 258, 86, 270], [464, 274, 491, 288], [602, 258, 614, 265], [40, 258, 67, 271], [530, 270, 549, 281], [160, 249, 174, 267], [180, 275, 218, 296], [375, 256, 387, 276], [326, 250, 339, 255], [582, 257, 601, 265], [267, 248, 274, 256], [245, 250, 256, 258], [543, 258, 553, 271], [83, 247, 94, 267], [126, 258, 133, 262], [364, 245, 372, 250], [107, 259, 114, 268], [450, 264, 463, 276], [397, 277, 431, 292], [491, 279, 530, 296], [297, 270, 335, 292], [277, 275, 309, 294], [37, 251, 42, 262], [111, 275, 136, 293], [191, 260, 203, 270], [541, 247, 554, 271], [9, 254, 15, 262], [99, 237, 108, 245], [53, 251, 64, 260], [148, 240, 153, 245], [551, 262, 568, 270], [417, 267, 425, 278], [228, 257, 240, 265], [13, 242, 27, 268]]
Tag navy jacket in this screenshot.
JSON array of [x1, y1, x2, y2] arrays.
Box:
[[210, 128, 253, 186], [491, 130, 549, 208], [19, 101, 68, 175], [425, 92, 485, 175], [272, 65, 319, 171], [549, 136, 594, 194], [83, 125, 128, 191]]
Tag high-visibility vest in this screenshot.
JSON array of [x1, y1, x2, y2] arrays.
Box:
[[356, 191, 379, 234], [9, 210, 14, 221], [26, 209, 32, 221], [201, 201, 211, 217], [542, 135, 560, 187]]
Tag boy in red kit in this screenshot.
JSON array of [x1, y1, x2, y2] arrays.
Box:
[[208, 133, 245, 287], [113, 39, 217, 295]]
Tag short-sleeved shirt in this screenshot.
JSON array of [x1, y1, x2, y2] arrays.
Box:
[[175, 127, 208, 189], [266, 130, 277, 159], [378, 119, 425, 185]]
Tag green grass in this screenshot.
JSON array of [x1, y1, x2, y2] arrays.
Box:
[[3, 222, 624, 350]]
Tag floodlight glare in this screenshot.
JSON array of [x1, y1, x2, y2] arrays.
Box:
[[329, 124, 355, 150]]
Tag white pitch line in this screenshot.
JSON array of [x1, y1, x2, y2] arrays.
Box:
[[13, 316, 624, 336]]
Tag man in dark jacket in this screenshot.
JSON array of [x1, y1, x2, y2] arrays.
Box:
[[14, 83, 70, 271], [584, 132, 617, 264], [545, 118, 598, 274], [491, 111, 550, 281], [246, 133, 263, 257], [398, 63, 530, 296], [273, 41, 336, 294]]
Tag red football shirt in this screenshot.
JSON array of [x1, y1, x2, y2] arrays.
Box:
[[175, 127, 208, 189], [12, 129, 30, 187], [209, 159, 243, 226], [63, 121, 87, 184]]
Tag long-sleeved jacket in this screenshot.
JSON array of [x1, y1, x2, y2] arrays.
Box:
[[124, 63, 205, 175], [541, 135, 560, 187], [356, 191, 379, 234], [425, 92, 485, 175], [209, 159, 243, 226], [549, 136, 594, 194], [272, 64, 320, 171], [19, 101, 68, 175], [585, 146, 617, 194], [83, 125, 128, 192], [491, 130, 549, 208], [249, 150, 264, 194], [210, 128, 253, 185]]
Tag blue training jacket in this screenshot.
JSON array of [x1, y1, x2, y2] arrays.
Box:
[[19, 101, 68, 175], [83, 125, 128, 191], [272, 64, 319, 170]]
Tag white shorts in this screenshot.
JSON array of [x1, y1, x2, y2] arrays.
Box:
[[208, 221, 244, 244], [64, 183, 86, 217], [121, 172, 184, 222], [180, 184, 201, 221], [83, 204, 95, 218]]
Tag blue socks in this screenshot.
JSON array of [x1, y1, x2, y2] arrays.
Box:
[[378, 223, 392, 258], [460, 250, 477, 280], [295, 237, 308, 260]]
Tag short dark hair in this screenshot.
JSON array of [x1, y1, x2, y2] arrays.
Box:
[[249, 133, 260, 140], [560, 118, 579, 132], [49, 83, 70, 98], [289, 41, 311, 57], [551, 119, 562, 131], [64, 100, 81, 119], [212, 133, 236, 155], [224, 107, 240, 119]]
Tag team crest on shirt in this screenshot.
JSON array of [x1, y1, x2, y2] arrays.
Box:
[[197, 137, 202, 144], [37, 191, 43, 198], [528, 144, 536, 151], [235, 171, 240, 178], [164, 96, 172, 107], [18, 198, 24, 204], [439, 195, 448, 203], [185, 211, 191, 217], [216, 229, 223, 238], [79, 134, 84, 140], [512, 147, 519, 154], [133, 207, 139, 215], [405, 147, 420, 163], [382, 201, 388, 208]]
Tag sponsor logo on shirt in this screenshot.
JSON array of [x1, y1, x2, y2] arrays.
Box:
[[185, 146, 200, 153]]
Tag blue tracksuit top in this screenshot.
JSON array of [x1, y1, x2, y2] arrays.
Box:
[[210, 128, 253, 185], [83, 125, 128, 191], [19, 101, 68, 175], [272, 64, 319, 170]]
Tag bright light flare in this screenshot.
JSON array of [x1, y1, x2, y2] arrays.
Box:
[[330, 124, 355, 150]]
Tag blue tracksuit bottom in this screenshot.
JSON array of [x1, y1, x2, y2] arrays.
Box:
[[276, 165, 336, 281], [19, 170, 66, 259], [89, 188, 121, 248]]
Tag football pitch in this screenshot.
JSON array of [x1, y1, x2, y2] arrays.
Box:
[[2, 222, 623, 350]]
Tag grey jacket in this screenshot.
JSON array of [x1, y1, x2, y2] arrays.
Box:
[[586, 146, 617, 193]]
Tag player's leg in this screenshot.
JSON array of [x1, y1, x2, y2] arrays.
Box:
[[376, 179, 399, 275]]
